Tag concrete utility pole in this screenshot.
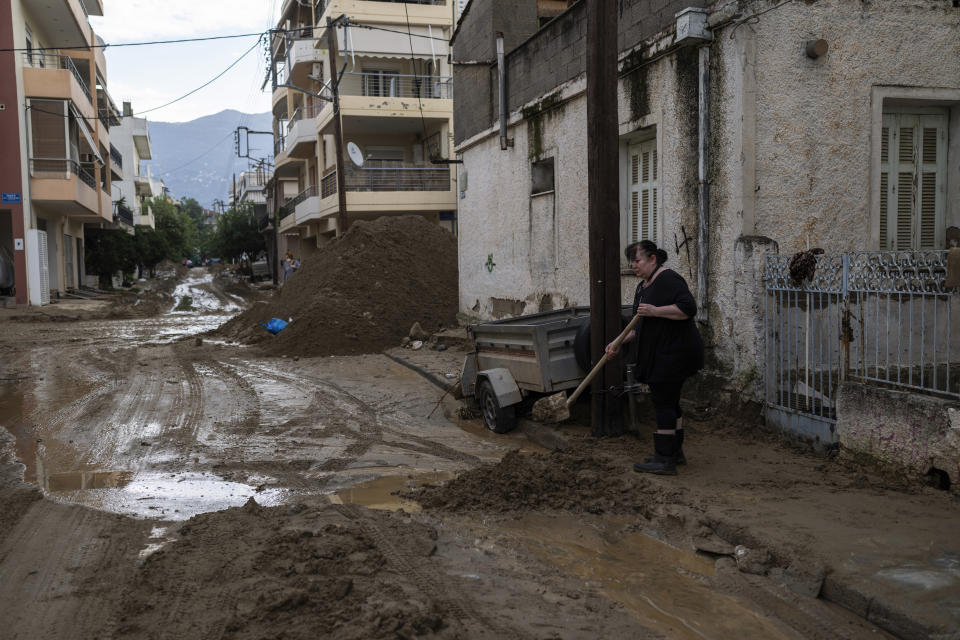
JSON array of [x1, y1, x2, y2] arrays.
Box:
[[326, 16, 349, 236], [586, 0, 622, 436]]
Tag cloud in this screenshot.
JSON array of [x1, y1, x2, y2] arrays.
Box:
[[90, 0, 280, 42]]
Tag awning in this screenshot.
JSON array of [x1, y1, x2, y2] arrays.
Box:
[[70, 104, 103, 164]]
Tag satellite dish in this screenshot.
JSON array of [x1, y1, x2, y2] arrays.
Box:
[[347, 142, 364, 167]]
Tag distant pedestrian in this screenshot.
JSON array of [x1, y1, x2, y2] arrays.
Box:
[[605, 240, 704, 475], [282, 252, 299, 283]]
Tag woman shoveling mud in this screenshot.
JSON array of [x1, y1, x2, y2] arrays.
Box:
[[605, 240, 704, 475]]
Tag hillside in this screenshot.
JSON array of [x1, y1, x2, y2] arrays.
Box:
[[148, 110, 272, 208]]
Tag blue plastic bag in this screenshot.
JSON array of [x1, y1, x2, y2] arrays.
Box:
[[259, 317, 289, 335]]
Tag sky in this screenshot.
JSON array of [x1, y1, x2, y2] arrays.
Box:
[[89, 1, 283, 123]]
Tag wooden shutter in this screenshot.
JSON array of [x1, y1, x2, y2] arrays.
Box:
[[880, 112, 947, 250], [628, 139, 658, 242]]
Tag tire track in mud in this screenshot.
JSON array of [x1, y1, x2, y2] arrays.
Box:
[[246, 362, 481, 468], [205, 360, 262, 432], [334, 503, 530, 640]]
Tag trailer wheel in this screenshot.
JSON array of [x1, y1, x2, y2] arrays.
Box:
[[477, 379, 517, 434]]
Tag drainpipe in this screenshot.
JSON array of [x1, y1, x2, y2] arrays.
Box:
[[696, 43, 710, 323], [496, 33, 511, 150]]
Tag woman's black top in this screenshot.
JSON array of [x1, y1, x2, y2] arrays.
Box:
[[631, 268, 704, 383]]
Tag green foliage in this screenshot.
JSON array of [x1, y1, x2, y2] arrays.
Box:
[[85, 228, 137, 287], [180, 197, 204, 225], [134, 225, 169, 276], [209, 203, 265, 261], [150, 197, 197, 261]]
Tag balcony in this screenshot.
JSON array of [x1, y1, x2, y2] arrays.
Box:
[[289, 37, 324, 75], [319, 0, 450, 27], [109, 143, 123, 178], [130, 116, 152, 159], [285, 105, 321, 158], [115, 202, 134, 227], [21, 0, 91, 48], [339, 72, 452, 100], [22, 53, 94, 116], [28, 158, 103, 219], [344, 165, 449, 191]]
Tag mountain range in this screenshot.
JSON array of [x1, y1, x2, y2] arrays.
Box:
[[147, 109, 273, 209]]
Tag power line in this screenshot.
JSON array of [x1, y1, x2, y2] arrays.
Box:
[[0, 31, 269, 53], [22, 36, 263, 121]]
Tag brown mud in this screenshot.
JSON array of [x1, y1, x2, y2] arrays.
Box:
[[214, 215, 458, 357]]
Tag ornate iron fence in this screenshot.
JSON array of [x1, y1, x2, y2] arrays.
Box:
[[764, 251, 959, 444]]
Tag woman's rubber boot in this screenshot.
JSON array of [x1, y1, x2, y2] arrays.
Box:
[[643, 431, 686, 465], [634, 433, 678, 475]]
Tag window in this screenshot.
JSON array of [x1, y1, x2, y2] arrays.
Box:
[[628, 139, 657, 242], [531, 158, 554, 194], [880, 111, 947, 250]]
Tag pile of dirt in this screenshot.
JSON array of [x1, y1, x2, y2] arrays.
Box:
[[408, 448, 664, 515], [214, 216, 458, 356], [112, 499, 460, 640]]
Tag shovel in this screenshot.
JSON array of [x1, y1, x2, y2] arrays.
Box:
[[532, 314, 642, 423]]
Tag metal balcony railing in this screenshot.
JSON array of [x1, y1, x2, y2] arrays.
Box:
[[278, 205, 295, 225], [321, 168, 337, 198], [22, 53, 92, 105], [115, 203, 134, 226], [29, 158, 96, 189], [344, 166, 450, 191], [109, 144, 123, 169], [274, 135, 285, 156], [289, 185, 319, 209], [286, 105, 323, 134], [339, 72, 452, 99]]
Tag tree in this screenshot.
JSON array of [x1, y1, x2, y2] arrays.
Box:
[[150, 197, 197, 261], [180, 197, 204, 226], [85, 228, 136, 288], [134, 225, 169, 277], [209, 203, 265, 261]]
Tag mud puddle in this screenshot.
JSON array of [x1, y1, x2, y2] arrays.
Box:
[[501, 514, 795, 640], [41, 469, 289, 520], [328, 471, 454, 512], [170, 273, 241, 314]]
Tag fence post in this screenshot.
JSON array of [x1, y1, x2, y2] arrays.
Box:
[[840, 253, 850, 382]]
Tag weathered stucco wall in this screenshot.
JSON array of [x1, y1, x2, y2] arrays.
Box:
[[456, 0, 960, 397]]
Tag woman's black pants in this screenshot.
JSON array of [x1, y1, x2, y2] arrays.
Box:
[[647, 380, 685, 431]]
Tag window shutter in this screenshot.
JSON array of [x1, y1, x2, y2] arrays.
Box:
[[880, 112, 947, 250], [628, 139, 658, 242]]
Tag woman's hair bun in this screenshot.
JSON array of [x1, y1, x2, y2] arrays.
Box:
[[656, 248, 668, 264]]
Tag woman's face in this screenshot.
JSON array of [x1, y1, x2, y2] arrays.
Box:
[[631, 248, 658, 280]]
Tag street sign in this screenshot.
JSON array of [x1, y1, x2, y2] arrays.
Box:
[[1, 193, 22, 204]]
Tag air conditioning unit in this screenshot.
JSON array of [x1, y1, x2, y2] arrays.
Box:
[[312, 63, 323, 79], [25, 229, 50, 306]]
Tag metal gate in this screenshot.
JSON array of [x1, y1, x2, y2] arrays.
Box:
[[764, 250, 959, 445]]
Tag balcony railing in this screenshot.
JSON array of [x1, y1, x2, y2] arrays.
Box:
[[339, 72, 452, 99], [22, 53, 92, 105], [286, 105, 323, 134], [274, 135, 285, 156], [29, 158, 96, 189], [289, 184, 319, 209], [279, 205, 295, 225], [321, 168, 337, 198], [109, 144, 122, 169], [115, 203, 134, 226], [344, 166, 450, 191]]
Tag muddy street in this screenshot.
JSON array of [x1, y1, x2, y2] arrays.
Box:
[[0, 269, 955, 639]]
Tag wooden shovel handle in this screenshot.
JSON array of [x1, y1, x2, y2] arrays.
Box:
[[565, 313, 642, 408]]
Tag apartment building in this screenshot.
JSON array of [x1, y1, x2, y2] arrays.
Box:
[[0, 0, 123, 305], [268, 0, 457, 255], [109, 101, 157, 230]]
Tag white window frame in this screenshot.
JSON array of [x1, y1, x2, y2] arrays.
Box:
[[627, 138, 658, 244], [870, 87, 960, 251]]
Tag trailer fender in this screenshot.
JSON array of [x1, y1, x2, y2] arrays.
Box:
[[476, 368, 523, 408], [460, 353, 478, 397]]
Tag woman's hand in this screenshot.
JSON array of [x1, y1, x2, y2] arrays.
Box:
[[605, 330, 636, 357], [635, 303, 658, 317]]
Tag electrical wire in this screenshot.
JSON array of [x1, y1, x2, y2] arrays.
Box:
[[0, 31, 270, 53], [402, 4, 430, 148], [21, 36, 264, 121]]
